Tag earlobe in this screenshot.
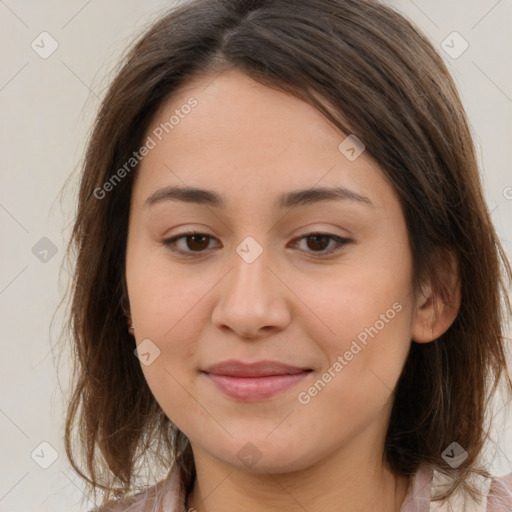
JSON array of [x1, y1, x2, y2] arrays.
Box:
[[120, 281, 135, 335], [411, 283, 436, 343], [411, 250, 461, 344]]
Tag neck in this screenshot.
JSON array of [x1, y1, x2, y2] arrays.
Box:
[[186, 436, 410, 512]]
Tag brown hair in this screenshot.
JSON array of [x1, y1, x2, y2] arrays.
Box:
[[62, 0, 512, 507]]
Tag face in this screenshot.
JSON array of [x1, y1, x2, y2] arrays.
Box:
[[125, 69, 422, 474]]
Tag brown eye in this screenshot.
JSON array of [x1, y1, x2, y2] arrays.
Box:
[[290, 233, 352, 256], [162, 231, 351, 258], [162, 232, 219, 255], [305, 234, 331, 251], [184, 234, 210, 251]]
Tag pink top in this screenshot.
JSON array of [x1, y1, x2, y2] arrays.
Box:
[[95, 462, 512, 511]]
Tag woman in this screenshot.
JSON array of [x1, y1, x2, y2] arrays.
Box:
[[63, 0, 512, 510]]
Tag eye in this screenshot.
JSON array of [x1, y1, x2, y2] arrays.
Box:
[[288, 232, 352, 256], [162, 231, 352, 257], [162, 231, 219, 255]]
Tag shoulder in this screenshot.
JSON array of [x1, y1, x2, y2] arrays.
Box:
[[89, 465, 185, 512], [487, 472, 512, 511], [89, 487, 164, 512], [429, 467, 512, 512]]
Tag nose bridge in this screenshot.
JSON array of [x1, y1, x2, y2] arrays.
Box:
[[211, 234, 290, 336], [228, 235, 273, 305]]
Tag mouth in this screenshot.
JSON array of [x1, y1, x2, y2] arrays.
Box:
[[201, 360, 313, 401]]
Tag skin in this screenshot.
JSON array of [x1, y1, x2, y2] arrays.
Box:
[[125, 69, 460, 512]]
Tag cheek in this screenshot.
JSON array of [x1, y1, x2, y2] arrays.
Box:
[[126, 241, 215, 338], [126, 248, 211, 408], [293, 293, 412, 451], [298, 288, 412, 407], [299, 246, 414, 407], [308, 260, 413, 356]]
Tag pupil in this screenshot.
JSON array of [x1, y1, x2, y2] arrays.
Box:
[[308, 235, 328, 251], [189, 234, 208, 251]]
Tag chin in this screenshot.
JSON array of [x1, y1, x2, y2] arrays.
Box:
[[207, 435, 319, 475]]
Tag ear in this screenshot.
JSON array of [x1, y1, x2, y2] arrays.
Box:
[[411, 248, 461, 343], [120, 278, 134, 334], [124, 311, 135, 335]]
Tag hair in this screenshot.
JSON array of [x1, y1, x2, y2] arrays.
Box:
[[62, 0, 512, 508]]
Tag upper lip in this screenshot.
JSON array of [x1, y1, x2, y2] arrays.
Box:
[[202, 360, 311, 377]]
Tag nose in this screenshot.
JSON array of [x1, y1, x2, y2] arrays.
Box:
[[211, 243, 292, 338]]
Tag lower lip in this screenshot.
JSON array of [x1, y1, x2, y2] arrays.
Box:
[[204, 372, 310, 401]]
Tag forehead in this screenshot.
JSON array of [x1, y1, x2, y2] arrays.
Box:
[[147, 69, 342, 156], [132, 69, 396, 212]]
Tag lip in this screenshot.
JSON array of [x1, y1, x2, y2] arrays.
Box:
[[201, 360, 312, 401]]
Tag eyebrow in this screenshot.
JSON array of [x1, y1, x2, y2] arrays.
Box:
[[144, 185, 374, 209]]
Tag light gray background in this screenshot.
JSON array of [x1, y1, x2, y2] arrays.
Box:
[[1, 1, 511, 511]]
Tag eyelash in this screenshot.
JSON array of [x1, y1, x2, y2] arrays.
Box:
[[161, 231, 352, 258]]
